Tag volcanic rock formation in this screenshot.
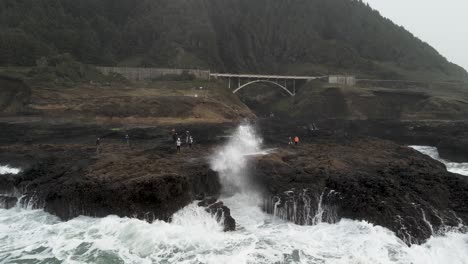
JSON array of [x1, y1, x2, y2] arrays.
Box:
[[253, 136, 468, 245]]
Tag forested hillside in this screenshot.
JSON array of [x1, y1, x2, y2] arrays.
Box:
[[1, 0, 467, 80]]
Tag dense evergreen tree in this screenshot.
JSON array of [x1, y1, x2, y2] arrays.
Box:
[[0, 0, 466, 80]]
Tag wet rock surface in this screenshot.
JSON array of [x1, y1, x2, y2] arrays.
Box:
[[0, 122, 236, 222], [257, 119, 468, 162], [0, 195, 17, 209], [252, 136, 468, 245], [320, 120, 468, 162], [198, 197, 236, 231]]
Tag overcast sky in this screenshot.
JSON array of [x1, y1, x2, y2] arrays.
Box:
[[363, 0, 468, 72]]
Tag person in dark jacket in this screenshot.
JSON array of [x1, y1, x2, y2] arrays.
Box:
[[125, 134, 130, 147], [96, 137, 101, 153]]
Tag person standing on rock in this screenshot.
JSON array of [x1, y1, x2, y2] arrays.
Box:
[[176, 137, 181, 152], [96, 137, 101, 153], [189, 136, 193, 149], [125, 134, 130, 148], [288, 136, 293, 145], [294, 136, 299, 146]]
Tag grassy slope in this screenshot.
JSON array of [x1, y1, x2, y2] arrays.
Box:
[[2, 64, 467, 123], [2, 78, 254, 125], [0, 64, 254, 125]]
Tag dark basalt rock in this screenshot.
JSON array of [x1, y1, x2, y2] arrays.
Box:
[[0, 140, 223, 224], [253, 137, 468, 245], [0, 122, 238, 229], [263, 189, 339, 226], [198, 197, 236, 231], [257, 119, 468, 162], [0, 195, 17, 209], [319, 120, 468, 162]]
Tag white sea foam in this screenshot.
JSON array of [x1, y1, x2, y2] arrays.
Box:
[[0, 165, 20, 175], [409, 145, 468, 176], [1, 196, 467, 264]]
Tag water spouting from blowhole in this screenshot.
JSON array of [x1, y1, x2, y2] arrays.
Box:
[[210, 124, 264, 196]]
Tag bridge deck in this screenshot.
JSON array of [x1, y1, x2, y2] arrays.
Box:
[[210, 73, 326, 80]]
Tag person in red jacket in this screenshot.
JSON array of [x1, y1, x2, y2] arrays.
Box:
[[294, 136, 299, 146]]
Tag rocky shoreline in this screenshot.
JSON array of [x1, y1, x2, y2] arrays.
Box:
[[321, 119, 468, 162], [1, 119, 467, 245], [253, 137, 468, 245], [0, 122, 236, 226]]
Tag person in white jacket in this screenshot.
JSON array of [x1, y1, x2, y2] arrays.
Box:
[[176, 138, 181, 152], [189, 136, 193, 148]]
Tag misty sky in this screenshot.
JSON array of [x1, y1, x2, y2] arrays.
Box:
[[363, 0, 468, 72]]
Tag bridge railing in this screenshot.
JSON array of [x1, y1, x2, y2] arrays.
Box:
[[210, 73, 328, 80]]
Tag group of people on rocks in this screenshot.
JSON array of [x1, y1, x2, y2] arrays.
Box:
[[95, 123, 310, 155], [172, 129, 194, 153], [287, 123, 319, 146], [288, 136, 300, 146], [95, 129, 195, 155]]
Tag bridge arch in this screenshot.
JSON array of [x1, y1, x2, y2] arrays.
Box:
[[232, 80, 295, 96]]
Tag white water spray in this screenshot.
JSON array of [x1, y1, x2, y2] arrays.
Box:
[[210, 125, 263, 195], [0, 165, 20, 175]]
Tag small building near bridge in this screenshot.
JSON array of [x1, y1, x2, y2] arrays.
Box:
[[328, 75, 356, 86]]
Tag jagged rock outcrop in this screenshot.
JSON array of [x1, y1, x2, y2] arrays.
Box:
[[198, 197, 236, 231], [253, 137, 468, 245], [0, 123, 233, 223]]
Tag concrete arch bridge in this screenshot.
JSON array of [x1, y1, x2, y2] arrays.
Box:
[[210, 73, 327, 96]]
